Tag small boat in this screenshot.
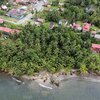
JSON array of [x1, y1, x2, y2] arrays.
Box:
[[39, 83, 53, 90], [12, 77, 22, 83]]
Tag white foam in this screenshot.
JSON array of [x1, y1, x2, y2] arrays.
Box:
[[39, 83, 53, 90], [12, 77, 22, 83], [84, 77, 100, 83]]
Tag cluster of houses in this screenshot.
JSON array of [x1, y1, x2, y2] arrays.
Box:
[[58, 20, 92, 32], [0, 0, 48, 38], [62, 21, 100, 40], [0, 23, 100, 53], [72, 23, 100, 53], [58, 19, 100, 37], [69, 22, 100, 53], [77, 23, 90, 32], [58, 19, 99, 33], [6, 6, 28, 20], [57, 20, 100, 53], [0, 0, 48, 21], [69, 22, 92, 32]]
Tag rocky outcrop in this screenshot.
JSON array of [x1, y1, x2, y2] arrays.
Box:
[[50, 76, 60, 87]]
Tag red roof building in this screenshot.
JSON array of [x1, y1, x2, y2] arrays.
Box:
[[82, 23, 91, 32], [91, 43, 100, 53], [0, 27, 19, 35]]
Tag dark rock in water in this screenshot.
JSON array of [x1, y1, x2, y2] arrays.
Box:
[[50, 76, 60, 87], [54, 81, 60, 87]]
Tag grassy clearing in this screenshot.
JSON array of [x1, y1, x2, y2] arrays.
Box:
[[0, 15, 17, 22], [91, 25, 100, 31]]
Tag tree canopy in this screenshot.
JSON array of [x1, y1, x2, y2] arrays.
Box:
[[0, 24, 100, 76]]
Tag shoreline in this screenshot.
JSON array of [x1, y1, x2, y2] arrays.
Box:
[[0, 71, 100, 87], [22, 70, 100, 87]]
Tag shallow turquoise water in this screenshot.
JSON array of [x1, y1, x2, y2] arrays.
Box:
[[0, 74, 100, 100]]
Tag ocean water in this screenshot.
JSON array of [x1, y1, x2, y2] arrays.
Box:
[[0, 74, 100, 100]]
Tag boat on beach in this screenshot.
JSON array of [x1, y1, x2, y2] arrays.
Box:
[[12, 77, 24, 84], [39, 83, 53, 90]]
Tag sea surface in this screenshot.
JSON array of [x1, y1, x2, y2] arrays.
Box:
[[0, 73, 100, 100]]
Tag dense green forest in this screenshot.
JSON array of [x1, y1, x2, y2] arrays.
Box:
[[47, 0, 100, 27], [0, 24, 100, 76], [64, 0, 100, 27], [0, 0, 100, 76]]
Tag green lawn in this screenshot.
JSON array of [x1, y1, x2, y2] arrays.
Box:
[[91, 25, 100, 31], [0, 15, 17, 22]]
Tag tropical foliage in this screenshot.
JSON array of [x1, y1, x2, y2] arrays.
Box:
[[0, 24, 100, 76]]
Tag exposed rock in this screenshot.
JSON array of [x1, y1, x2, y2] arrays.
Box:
[[50, 76, 60, 87]]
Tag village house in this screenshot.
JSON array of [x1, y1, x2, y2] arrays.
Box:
[[82, 23, 91, 32], [0, 27, 19, 38], [36, 18, 44, 23], [91, 43, 100, 53], [1, 5, 7, 10], [90, 30, 100, 40], [32, 18, 44, 26], [6, 6, 27, 20]]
